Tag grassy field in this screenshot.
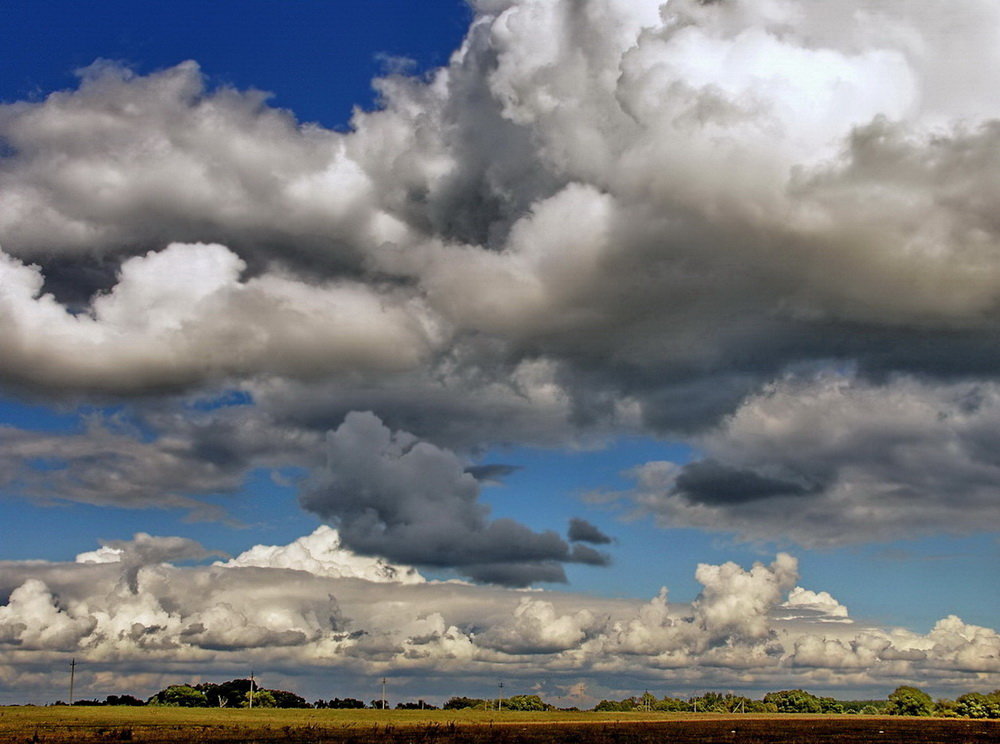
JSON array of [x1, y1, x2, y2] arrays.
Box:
[[0, 707, 996, 743]]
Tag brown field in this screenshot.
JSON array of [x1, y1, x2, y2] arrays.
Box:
[[0, 708, 995, 744]]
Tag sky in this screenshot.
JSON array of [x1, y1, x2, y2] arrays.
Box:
[[0, 0, 998, 707]]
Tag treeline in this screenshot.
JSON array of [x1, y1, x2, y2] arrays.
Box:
[[57, 682, 1000, 718], [590, 687, 1000, 719], [58, 679, 436, 710]]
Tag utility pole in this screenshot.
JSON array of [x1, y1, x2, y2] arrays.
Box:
[[248, 671, 254, 709], [497, 681, 504, 712], [381, 677, 387, 710], [69, 659, 76, 706]]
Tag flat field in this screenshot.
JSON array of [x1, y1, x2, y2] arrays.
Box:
[[0, 708, 996, 744]]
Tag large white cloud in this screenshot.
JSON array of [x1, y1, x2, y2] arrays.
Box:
[[0, 537, 995, 703], [216, 526, 426, 584], [2, 0, 1000, 399]]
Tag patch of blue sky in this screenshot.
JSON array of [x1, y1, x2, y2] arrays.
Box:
[[185, 388, 254, 412], [0, 465, 314, 565], [473, 437, 756, 601], [798, 534, 1000, 633], [3, 0, 471, 129], [0, 395, 84, 434]]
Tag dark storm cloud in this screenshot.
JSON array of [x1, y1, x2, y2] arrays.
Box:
[[300, 412, 605, 585], [672, 460, 819, 505], [465, 463, 521, 482], [618, 376, 1000, 546], [567, 518, 612, 545]]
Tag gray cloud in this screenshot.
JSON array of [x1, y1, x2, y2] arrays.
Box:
[[567, 518, 612, 545], [301, 412, 608, 585], [671, 460, 820, 505], [613, 375, 1000, 545], [465, 463, 521, 482]]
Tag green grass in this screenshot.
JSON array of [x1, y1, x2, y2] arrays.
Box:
[[0, 707, 995, 744]]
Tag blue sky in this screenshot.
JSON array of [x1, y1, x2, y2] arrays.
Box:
[[1, 0, 998, 704]]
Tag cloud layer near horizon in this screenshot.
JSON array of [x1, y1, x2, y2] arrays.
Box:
[[0, 531, 996, 704], [2, 1, 1000, 574]]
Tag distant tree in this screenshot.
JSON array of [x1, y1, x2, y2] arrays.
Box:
[[244, 690, 276, 708], [148, 685, 208, 708], [593, 698, 635, 712], [653, 696, 688, 712], [196, 679, 253, 708], [763, 690, 823, 713], [270, 690, 311, 708], [690, 692, 728, 713], [504, 694, 551, 711], [395, 700, 438, 710], [818, 697, 844, 714], [105, 694, 145, 706], [935, 698, 960, 717], [885, 686, 934, 716], [838, 700, 882, 714], [443, 696, 487, 710], [320, 697, 366, 709], [955, 692, 1000, 719]]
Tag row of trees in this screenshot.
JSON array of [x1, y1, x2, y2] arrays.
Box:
[[443, 695, 552, 711], [60, 682, 1000, 719], [591, 687, 1000, 719]]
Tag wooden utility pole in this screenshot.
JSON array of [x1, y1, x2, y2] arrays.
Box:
[[497, 680, 504, 712], [381, 677, 387, 710], [69, 659, 76, 705]]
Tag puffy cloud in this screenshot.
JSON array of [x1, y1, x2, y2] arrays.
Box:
[[780, 587, 851, 623], [477, 598, 596, 654], [692, 553, 798, 642], [0, 242, 441, 392], [613, 374, 1000, 544], [216, 525, 425, 584], [0, 580, 96, 650], [76, 533, 220, 593], [1, 544, 996, 702], [301, 412, 608, 585], [1, 0, 1000, 410]]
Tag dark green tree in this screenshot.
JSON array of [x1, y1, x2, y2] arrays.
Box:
[[885, 686, 934, 716], [504, 694, 551, 711], [270, 689, 311, 708], [443, 696, 487, 710], [148, 685, 208, 707], [763, 689, 823, 713]]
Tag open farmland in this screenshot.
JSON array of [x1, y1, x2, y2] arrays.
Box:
[[0, 709, 995, 744]]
